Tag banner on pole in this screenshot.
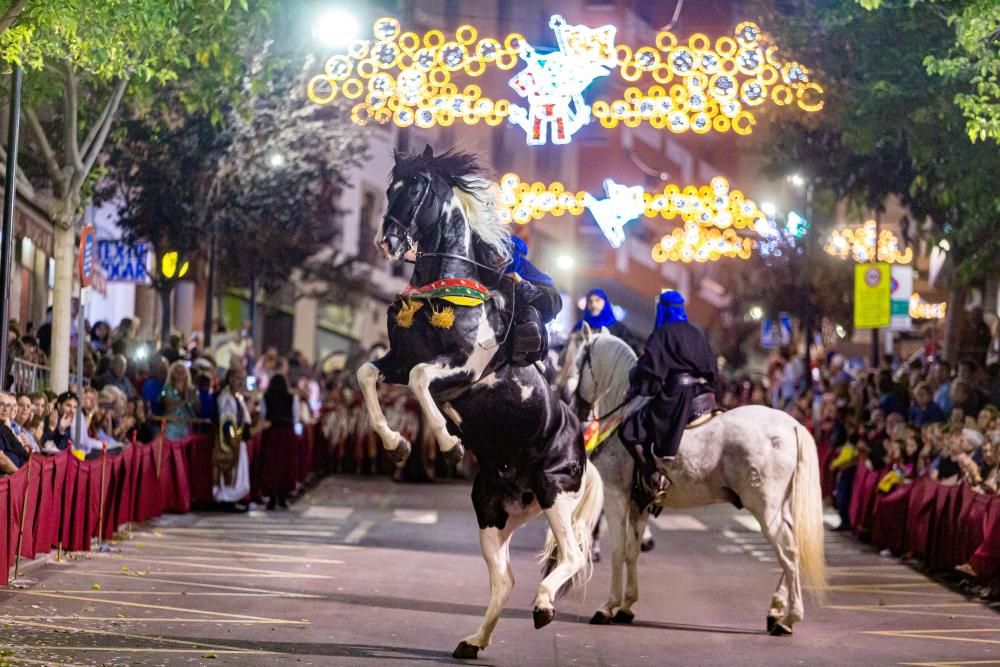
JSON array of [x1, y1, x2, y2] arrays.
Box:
[[854, 262, 890, 329], [77, 225, 95, 287]]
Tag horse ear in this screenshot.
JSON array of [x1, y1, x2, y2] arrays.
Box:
[[422, 144, 433, 159], [582, 322, 593, 343]]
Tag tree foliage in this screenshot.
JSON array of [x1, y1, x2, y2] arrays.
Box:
[[859, 0, 1000, 143]]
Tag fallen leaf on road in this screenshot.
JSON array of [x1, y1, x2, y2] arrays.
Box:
[[90, 583, 101, 590]]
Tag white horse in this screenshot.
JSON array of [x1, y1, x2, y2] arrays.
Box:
[[567, 326, 826, 635]]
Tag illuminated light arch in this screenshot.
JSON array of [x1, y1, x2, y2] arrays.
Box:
[[497, 173, 763, 262], [308, 16, 823, 144], [824, 220, 913, 264]]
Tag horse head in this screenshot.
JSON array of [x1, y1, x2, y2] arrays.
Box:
[[378, 145, 511, 283], [567, 324, 635, 422]]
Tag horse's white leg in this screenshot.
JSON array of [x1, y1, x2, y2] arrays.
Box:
[[592, 491, 628, 623], [619, 504, 647, 622], [408, 362, 466, 464], [356, 362, 410, 463], [533, 492, 586, 626], [769, 572, 788, 627], [453, 509, 535, 659], [752, 497, 802, 634]]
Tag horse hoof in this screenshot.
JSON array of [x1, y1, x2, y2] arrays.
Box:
[[589, 611, 613, 625], [452, 641, 480, 659], [612, 610, 635, 624], [766, 616, 779, 633], [533, 607, 555, 629], [389, 439, 411, 463], [443, 443, 465, 466], [641, 537, 655, 552], [769, 622, 793, 636]]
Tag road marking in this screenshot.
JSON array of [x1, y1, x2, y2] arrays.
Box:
[[865, 628, 1000, 646], [829, 605, 997, 621], [716, 545, 744, 554], [302, 505, 355, 520], [901, 661, 1000, 666], [651, 514, 707, 531], [6, 646, 276, 655], [57, 571, 323, 596], [97, 556, 337, 577], [392, 509, 439, 524], [344, 519, 375, 543], [154, 527, 338, 537]]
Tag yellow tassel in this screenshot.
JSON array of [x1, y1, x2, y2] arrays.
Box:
[[395, 299, 423, 328], [429, 305, 456, 329]]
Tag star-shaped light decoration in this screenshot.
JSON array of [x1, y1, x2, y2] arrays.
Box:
[[583, 179, 646, 248]]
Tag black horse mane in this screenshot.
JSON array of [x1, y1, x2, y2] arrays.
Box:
[[391, 147, 488, 192]]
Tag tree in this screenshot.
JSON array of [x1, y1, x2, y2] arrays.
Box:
[[0, 0, 270, 391], [748, 0, 1000, 361], [99, 50, 371, 340], [859, 0, 1000, 143]]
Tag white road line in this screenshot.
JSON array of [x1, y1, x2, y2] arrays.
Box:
[[651, 514, 707, 531], [302, 506, 355, 520], [392, 509, 439, 525], [343, 520, 375, 544]]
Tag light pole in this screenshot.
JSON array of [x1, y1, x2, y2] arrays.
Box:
[[0, 64, 22, 389], [787, 173, 815, 389], [155, 250, 189, 345]]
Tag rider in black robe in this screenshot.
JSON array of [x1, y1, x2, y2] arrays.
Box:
[[620, 290, 719, 509]]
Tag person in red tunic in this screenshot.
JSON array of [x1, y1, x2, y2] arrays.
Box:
[[260, 374, 298, 509]]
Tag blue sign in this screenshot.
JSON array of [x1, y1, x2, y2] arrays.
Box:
[[97, 240, 149, 283]]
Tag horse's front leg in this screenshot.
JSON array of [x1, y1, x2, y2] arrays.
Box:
[[356, 359, 410, 463], [408, 360, 472, 465]]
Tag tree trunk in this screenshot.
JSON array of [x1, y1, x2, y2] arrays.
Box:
[[942, 284, 966, 364], [49, 224, 76, 392]]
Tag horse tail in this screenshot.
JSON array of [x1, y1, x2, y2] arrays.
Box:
[[539, 460, 605, 593], [792, 425, 827, 603]]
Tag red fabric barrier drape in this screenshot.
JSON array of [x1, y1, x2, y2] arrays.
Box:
[[32, 454, 57, 555], [7, 461, 41, 560], [960, 489, 992, 568], [927, 484, 961, 570], [904, 476, 936, 558], [0, 476, 9, 585], [133, 443, 164, 522], [158, 439, 191, 513], [870, 484, 911, 555], [186, 434, 215, 506], [849, 463, 879, 537], [968, 496, 1000, 577]]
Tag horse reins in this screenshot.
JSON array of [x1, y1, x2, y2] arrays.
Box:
[[576, 344, 630, 422]]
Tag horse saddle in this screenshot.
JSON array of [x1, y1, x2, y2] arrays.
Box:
[[685, 392, 719, 429]]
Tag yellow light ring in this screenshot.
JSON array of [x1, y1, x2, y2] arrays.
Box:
[[307, 76, 338, 105], [688, 33, 711, 52], [373, 107, 392, 124], [615, 44, 634, 67], [372, 42, 400, 69], [393, 108, 414, 127], [484, 112, 504, 126], [591, 100, 611, 117], [620, 63, 642, 82], [623, 87, 642, 103], [691, 112, 713, 133], [493, 99, 510, 115], [476, 38, 502, 61], [650, 115, 667, 129], [651, 64, 673, 84], [717, 57, 739, 75], [496, 51, 518, 70], [437, 42, 469, 71], [740, 79, 767, 106], [656, 30, 678, 51], [771, 85, 794, 106], [712, 115, 731, 132], [456, 24, 477, 45], [715, 36, 738, 58], [342, 79, 364, 99], [624, 115, 641, 128], [440, 82, 459, 96], [668, 47, 697, 76], [428, 68, 451, 87], [351, 103, 371, 126], [463, 56, 487, 77], [635, 46, 661, 69], [708, 73, 737, 99], [758, 65, 779, 86], [356, 59, 378, 79], [325, 55, 354, 80], [652, 245, 669, 263], [669, 84, 687, 99], [463, 111, 480, 125], [373, 17, 400, 41], [396, 53, 414, 70], [796, 82, 824, 112], [504, 33, 525, 52], [398, 31, 420, 53], [600, 115, 618, 128], [765, 45, 782, 67], [424, 29, 445, 48], [703, 100, 720, 117]]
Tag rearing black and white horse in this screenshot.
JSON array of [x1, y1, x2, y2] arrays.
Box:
[[356, 146, 604, 659]]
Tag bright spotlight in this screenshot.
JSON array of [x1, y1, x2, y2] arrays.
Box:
[[748, 305, 764, 321], [556, 254, 575, 271], [787, 173, 806, 188], [268, 152, 286, 168], [312, 8, 361, 49]]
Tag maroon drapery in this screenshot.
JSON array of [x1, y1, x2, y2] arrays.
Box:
[[870, 484, 911, 555], [968, 496, 1000, 577]]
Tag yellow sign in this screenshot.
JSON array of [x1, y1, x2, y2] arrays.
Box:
[[854, 262, 891, 329]]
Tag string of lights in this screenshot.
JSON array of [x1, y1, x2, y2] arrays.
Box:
[[824, 220, 914, 264], [307, 16, 823, 144]]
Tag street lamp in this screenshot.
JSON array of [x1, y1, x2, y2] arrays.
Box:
[[155, 250, 189, 346], [267, 151, 286, 168], [312, 7, 361, 49], [555, 254, 575, 271]]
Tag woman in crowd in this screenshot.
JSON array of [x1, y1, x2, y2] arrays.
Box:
[[160, 360, 200, 440], [90, 321, 112, 354], [260, 373, 298, 509], [41, 392, 77, 453]]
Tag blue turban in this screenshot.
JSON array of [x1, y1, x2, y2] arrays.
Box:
[[656, 290, 687, 326], [505, 236, 553, 285], [574, 288, 619, 330]]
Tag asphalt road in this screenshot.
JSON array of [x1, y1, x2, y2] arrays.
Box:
[[1, 474, 997, 666]]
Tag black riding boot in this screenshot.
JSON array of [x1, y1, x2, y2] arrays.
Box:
[[627, 442, 668, 517]]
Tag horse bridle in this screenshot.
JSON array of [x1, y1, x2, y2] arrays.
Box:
[[382, 174, 434, 261], [574, 342, 629, 423]]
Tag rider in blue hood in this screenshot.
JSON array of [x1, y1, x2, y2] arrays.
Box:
[[506, 236, 562, 366], [574, 289, 639, 350]]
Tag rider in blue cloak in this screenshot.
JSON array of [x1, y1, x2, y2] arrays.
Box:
[[506, 236, 562, 366], [620, 290, 719, 511], [575, 289, 639, 351]]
